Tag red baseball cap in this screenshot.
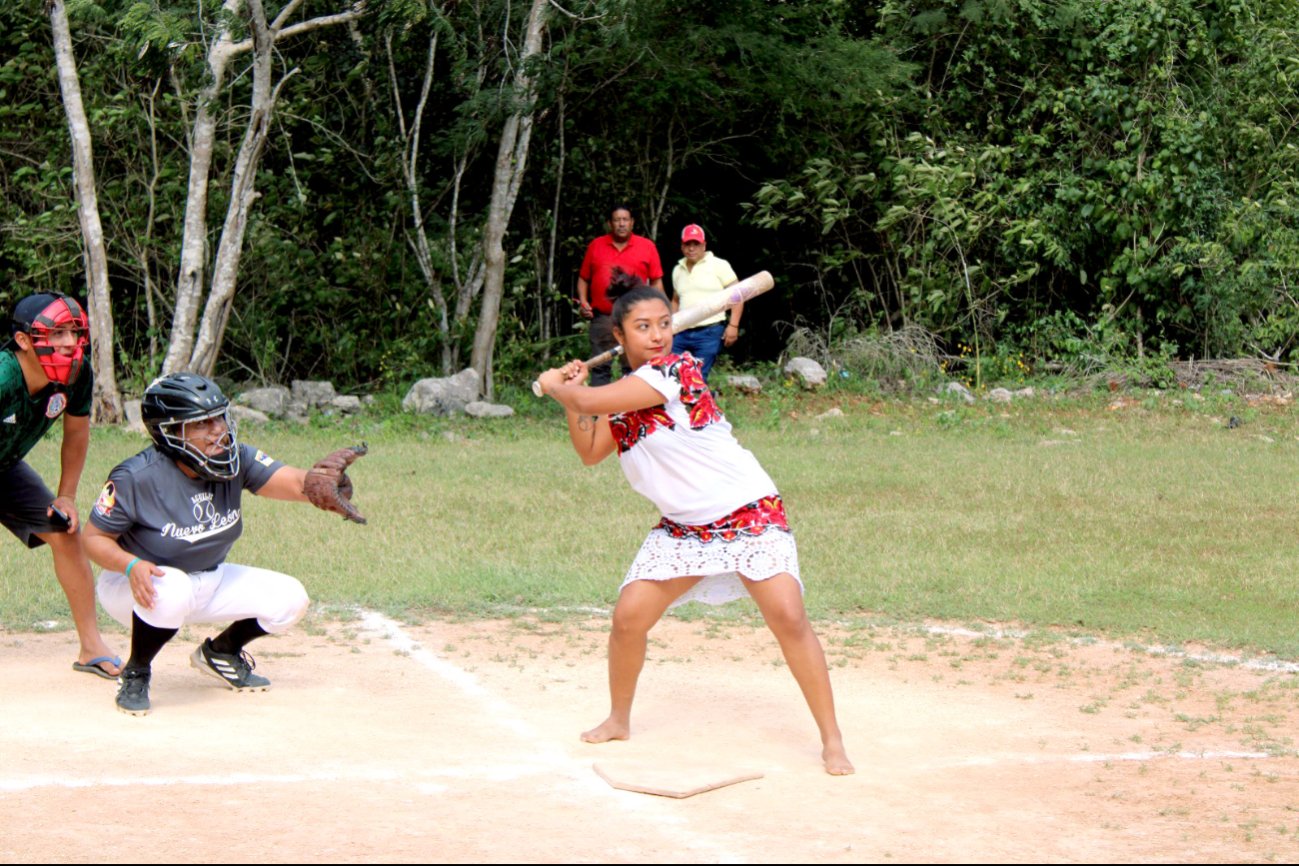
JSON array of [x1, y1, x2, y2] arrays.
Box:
[[681, 224, 706, 244]]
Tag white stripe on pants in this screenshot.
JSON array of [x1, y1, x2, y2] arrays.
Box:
[[97, 562, 309, 633]]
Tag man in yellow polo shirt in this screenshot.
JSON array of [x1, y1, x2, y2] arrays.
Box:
[[669, 224, 742, 380]]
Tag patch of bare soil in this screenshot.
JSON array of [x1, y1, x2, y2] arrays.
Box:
[[3, 614, 1298, 863]]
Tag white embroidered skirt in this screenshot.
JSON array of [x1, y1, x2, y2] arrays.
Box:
[[620, 526, 802, 608]]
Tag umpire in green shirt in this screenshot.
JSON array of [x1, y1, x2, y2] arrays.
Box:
[[0, 293, 121, 680]]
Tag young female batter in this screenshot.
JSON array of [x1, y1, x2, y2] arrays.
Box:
[[536, 273, 853, 775]]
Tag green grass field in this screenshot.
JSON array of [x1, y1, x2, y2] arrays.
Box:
[[3, 385, 1297, 656]]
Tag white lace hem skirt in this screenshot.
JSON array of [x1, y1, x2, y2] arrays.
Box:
[[619, 527, 802, 608]]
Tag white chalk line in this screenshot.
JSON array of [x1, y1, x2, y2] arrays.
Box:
[[353, 609, 746, 863], [43, 601, 1299, 675], [918, 623, 1299, 673], [936, 749, 1276, 770], [410, 604, 1299, 674], [356, 608, 541, 740], [0, 765, 546, 793], [360, 610, 1289, 777], [6, 610, 745, 861]]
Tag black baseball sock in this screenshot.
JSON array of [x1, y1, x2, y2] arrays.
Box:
[[209, 618, 268, 655], [125, 612, 178, 672]]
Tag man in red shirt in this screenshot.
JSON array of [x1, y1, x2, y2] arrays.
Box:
[[576, 204, 664, 385]]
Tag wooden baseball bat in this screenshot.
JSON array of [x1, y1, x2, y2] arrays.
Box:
[[532, 270, 775, 397]]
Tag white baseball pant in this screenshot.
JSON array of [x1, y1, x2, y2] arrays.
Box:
[[97, 562, 309, 633]]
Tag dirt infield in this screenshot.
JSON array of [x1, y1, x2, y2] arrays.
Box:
[[3, 612, 1298, 863]]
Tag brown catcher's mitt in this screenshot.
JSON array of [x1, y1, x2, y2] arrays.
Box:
[[304, 442, 368, 524]]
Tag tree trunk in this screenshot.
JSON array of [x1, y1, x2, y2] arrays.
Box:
[[541, 90, 567, 357], [189, 0, 277, 377], [386, 30, 454, 373], [47, 0, 122, 422], [470, 0, 548, 398], [162, 0, 365, 377], [141, 80, 164, 365], [162, 0, 240, 375], [163, 3, 238, 374]]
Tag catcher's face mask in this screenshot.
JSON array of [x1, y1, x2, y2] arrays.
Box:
[[159, 408, 240, 481], [13, 294, 89, 386], [142, 372, 242, 482]]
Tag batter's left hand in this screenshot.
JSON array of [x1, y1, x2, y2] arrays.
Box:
[[562, 360, 590, 386]]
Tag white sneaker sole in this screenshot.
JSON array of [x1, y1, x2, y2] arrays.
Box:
[[116, 700, 150, 716]]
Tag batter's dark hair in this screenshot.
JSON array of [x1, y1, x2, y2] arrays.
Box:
[[608, 268, 670, 329], [608, 203, 635, 222]]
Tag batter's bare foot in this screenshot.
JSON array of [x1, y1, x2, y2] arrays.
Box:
[[581, 717, 630, 743], [823, 741, 854, 776]]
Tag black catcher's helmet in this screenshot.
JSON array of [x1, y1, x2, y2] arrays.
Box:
[[141, 372, 240, 481]]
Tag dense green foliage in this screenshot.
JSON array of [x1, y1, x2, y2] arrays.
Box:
[[752, 0, 1299, 366], [2, 0, 1297, 394]]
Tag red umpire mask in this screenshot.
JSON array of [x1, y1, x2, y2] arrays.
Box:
[[12, 293, 90, 386]]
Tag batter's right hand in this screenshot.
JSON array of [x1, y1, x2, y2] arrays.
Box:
[[577, 299, 594, 319], [536, 368, 566, 397]]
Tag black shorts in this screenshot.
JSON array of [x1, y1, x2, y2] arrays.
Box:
[[0, 462, 63, 549]]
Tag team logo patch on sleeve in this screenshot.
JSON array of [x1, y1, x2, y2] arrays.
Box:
[[45, 392, 67, 419], [94, 481, 116, 516], [254, 450, 275, 467]]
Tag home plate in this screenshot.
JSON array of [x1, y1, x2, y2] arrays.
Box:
[[593, 761, 764, 799]]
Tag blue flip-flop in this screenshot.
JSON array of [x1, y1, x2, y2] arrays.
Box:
[[72, 655, 122, 680]]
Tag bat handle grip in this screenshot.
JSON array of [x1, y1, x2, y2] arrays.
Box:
[[531, 379, 545, 398]]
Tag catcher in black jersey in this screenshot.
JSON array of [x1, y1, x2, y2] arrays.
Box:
[[83, 372, 365, 716]]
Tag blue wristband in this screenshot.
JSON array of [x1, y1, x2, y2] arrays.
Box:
[[124, 557, 141, 578]]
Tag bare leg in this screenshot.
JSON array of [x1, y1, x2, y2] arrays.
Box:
[[38, 529, 121, 676], [744, 573, 854, 775], [582, 576, 702, 743]]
